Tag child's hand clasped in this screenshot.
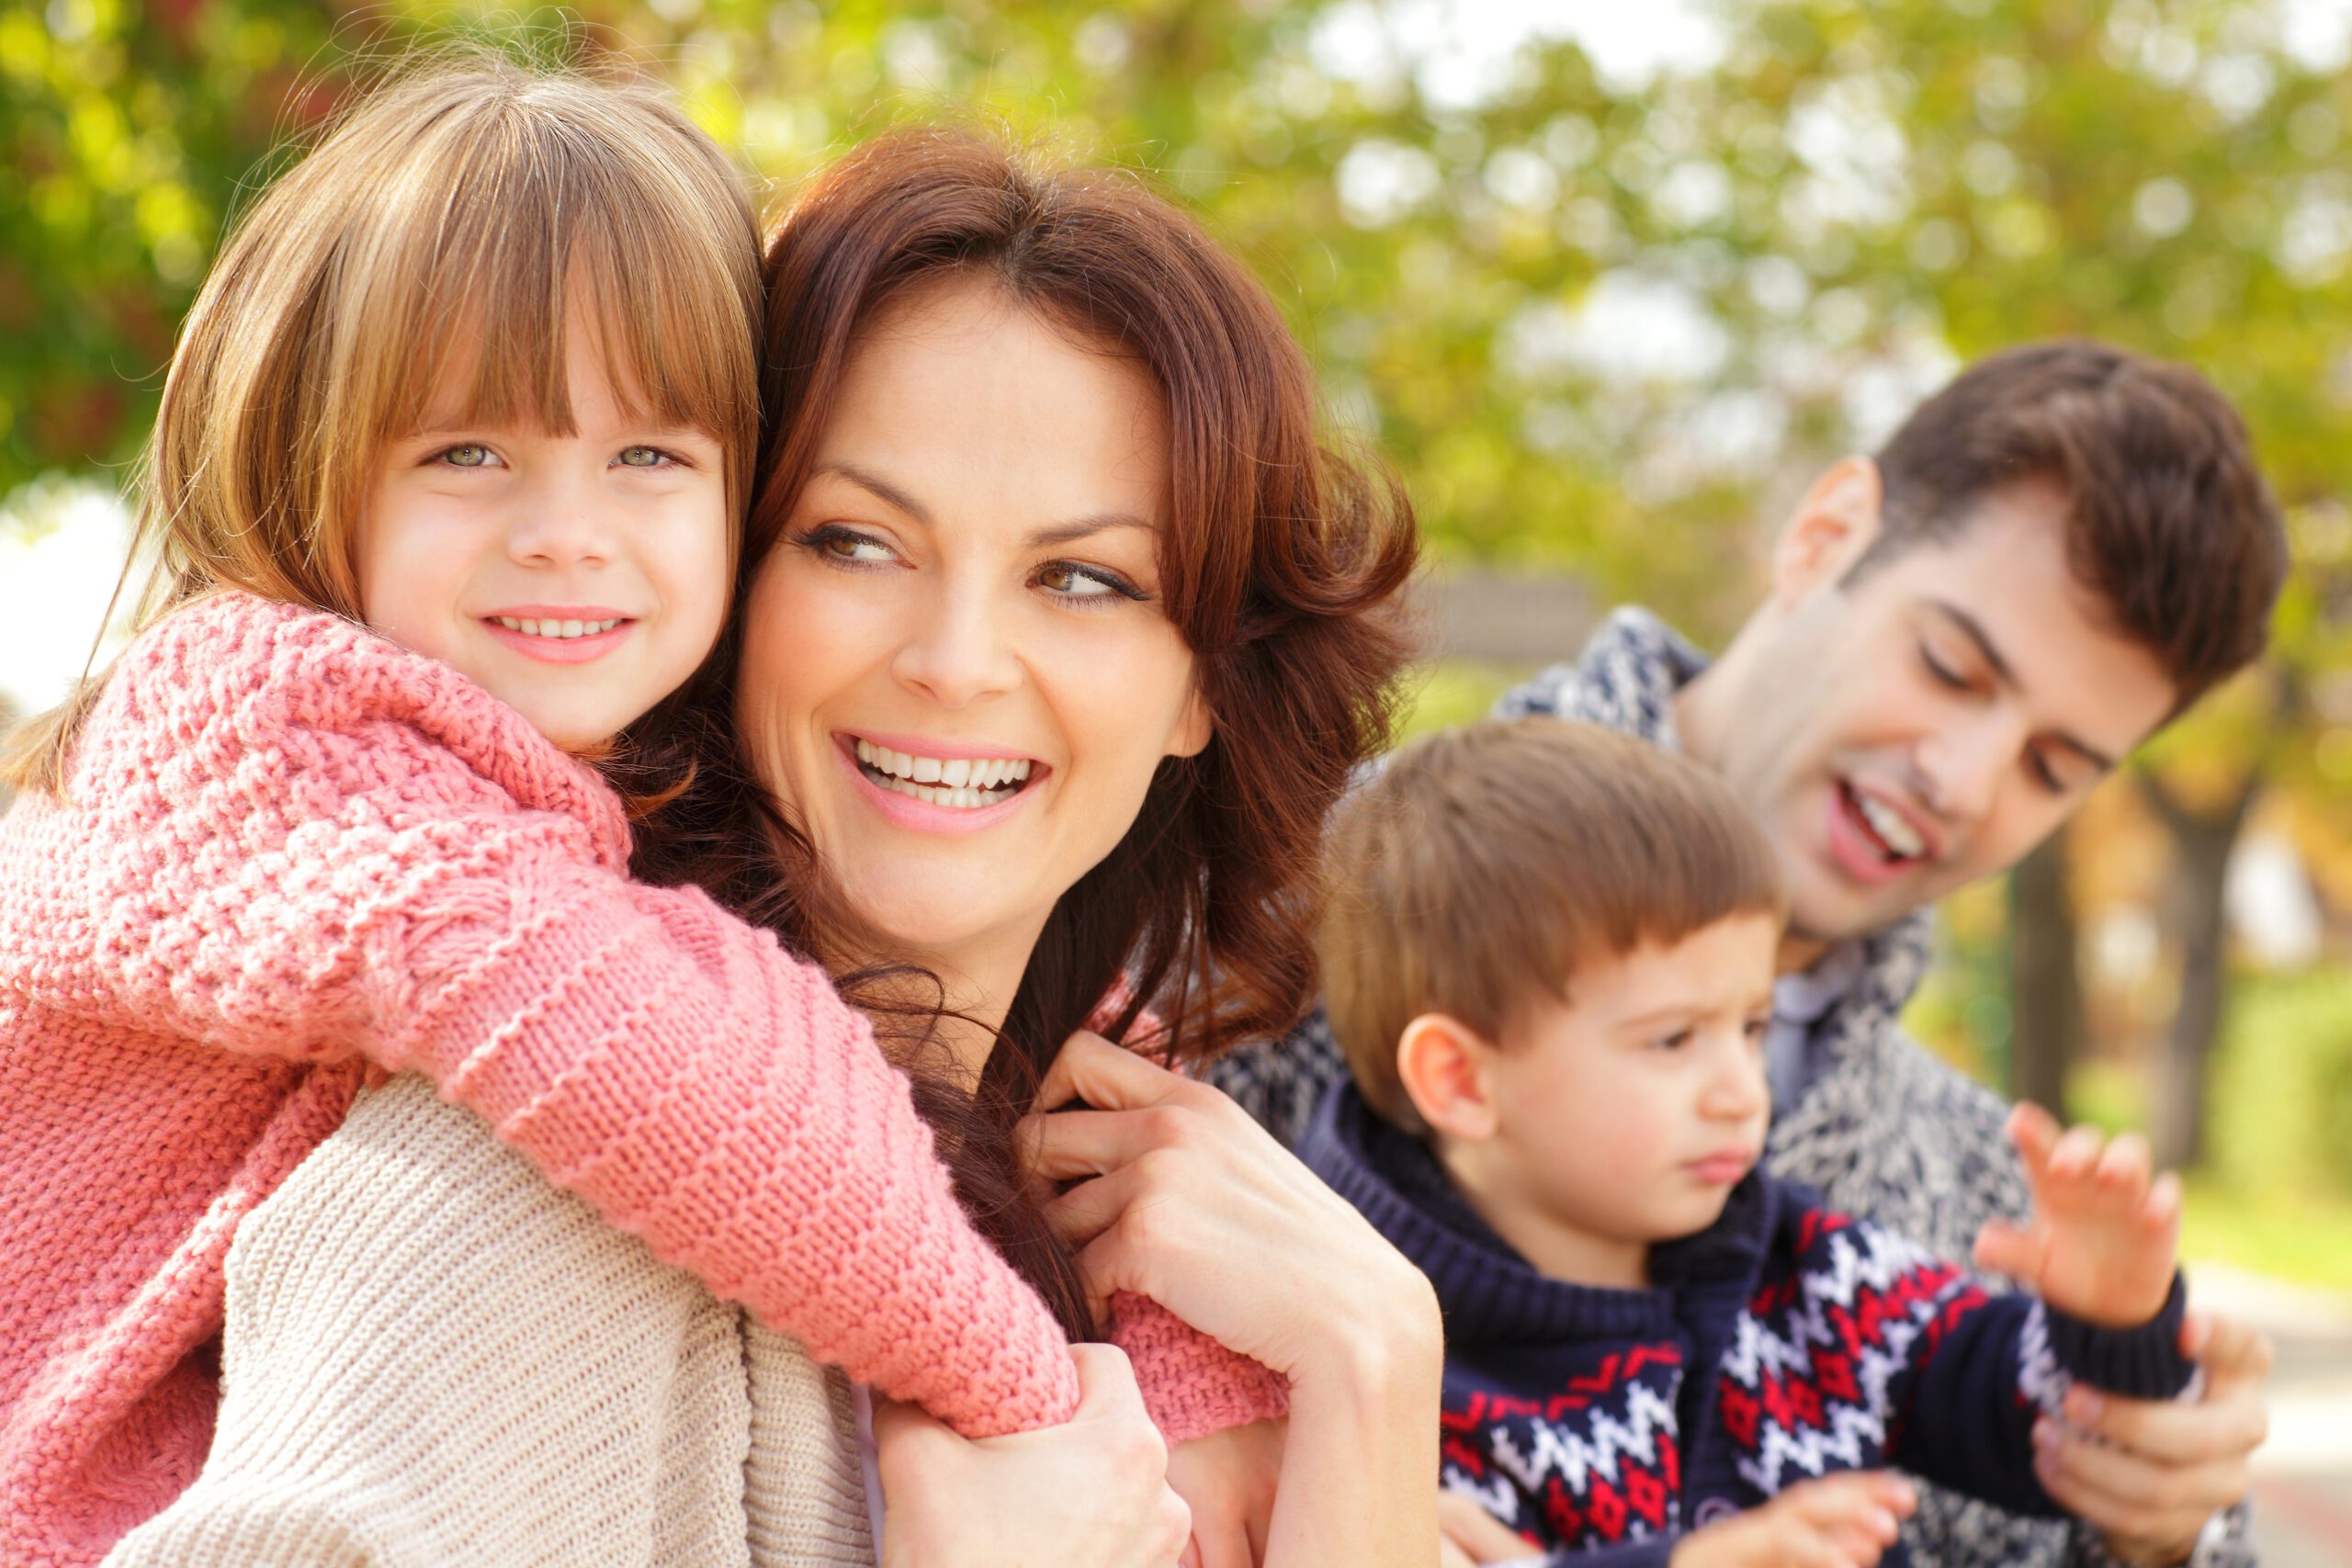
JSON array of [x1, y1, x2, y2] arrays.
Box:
[[1971, 1104, 2182, 1328], [1668, 1472, 1917, 1568]]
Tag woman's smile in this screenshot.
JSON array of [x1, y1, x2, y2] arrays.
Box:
[[838, 731, 1047, 832]]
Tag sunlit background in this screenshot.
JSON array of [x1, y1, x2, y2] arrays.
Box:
[[5, 1, 2348, 1556]]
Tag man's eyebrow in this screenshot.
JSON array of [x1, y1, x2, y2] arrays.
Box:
[[810, 460, 1158, 549], [1928, 598, 2120, 772]]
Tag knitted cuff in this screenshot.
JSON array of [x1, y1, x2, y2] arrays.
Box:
[[2042, 1271, 2194, 1400]]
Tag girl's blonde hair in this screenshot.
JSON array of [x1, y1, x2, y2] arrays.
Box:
[[6, 56, 763, 795]]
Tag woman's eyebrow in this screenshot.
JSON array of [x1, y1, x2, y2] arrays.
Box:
[[1025, 513, 1157, 549], [813, 460, 1157, 548], [813, 459, 934, 526]]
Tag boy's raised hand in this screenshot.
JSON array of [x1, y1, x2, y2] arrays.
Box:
[[1972, 1104, 2182, 1328]]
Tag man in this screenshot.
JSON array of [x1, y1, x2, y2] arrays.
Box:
[[1212, 340, 2284, 1568]]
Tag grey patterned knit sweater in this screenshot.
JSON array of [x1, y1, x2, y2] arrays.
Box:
[[1205, 607, 2255, 1568]]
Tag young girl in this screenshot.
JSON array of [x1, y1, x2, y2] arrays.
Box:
[[0, 62, 1276, 1567]]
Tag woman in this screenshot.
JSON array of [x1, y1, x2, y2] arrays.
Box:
[[111, 128, 1439, 1566]]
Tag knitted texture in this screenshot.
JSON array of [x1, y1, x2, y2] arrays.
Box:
[[107, 1073, 876, 1567], [1302, 1081, 2195, 1568], [1, 592, 1277, 1566]]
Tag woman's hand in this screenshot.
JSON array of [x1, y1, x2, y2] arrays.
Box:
[[875, 1341, 1192, 1568], [1436, 1490, 1541, 1566], [1166, 1417, 1284, 1568], [1022, 1031, 1444, 1568], [2031, 1310, 2271, 1565], [1023, 1031, 1441, 1387]]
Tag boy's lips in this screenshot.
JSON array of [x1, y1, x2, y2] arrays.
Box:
[[1685, 1150, 1758, 1184]]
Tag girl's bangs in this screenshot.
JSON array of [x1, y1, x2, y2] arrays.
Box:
[[332, 80, 757, 492]]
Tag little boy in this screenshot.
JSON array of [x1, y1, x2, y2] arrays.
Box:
[[1302, 718, 2195, 1568]]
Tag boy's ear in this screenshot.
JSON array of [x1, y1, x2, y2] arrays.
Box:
[[1396, 1012, 1503, 1142], [1769, 455, 1884, 609]]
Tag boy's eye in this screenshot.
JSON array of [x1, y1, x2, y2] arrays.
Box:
[[1653, 1027, 1693, 1052], [1743, 1014, 1771, 1043], [437, 444, 499, 469]]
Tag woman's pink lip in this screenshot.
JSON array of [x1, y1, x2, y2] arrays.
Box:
[[839, 728, 1042, 766], [481, 618, 634, 665], [835, 736, 1042, 836]]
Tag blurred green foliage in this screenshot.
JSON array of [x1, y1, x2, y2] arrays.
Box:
[[7, 0, 2349, 1276]]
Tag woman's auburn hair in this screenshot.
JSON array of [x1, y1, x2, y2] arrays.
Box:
[[6, 56, 763, 796], [636, 126, 1421, 1336]]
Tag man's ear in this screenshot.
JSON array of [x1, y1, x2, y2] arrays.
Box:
[[1396, 1012, 1503, 1142], [1769, 455, 1884, 609], [1166, 685, 1214, 760]]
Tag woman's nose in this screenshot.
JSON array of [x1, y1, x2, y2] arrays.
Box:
[[889, 585, 1023, 709]]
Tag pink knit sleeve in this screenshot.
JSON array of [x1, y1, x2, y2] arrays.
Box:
[[70, 601, 1080, 1438], [1108, 1292, 1289, 1443], [1087, 1010, 1290, 1442]]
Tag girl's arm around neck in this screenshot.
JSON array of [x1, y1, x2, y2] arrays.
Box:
[[53, 596, 1081, 1437]]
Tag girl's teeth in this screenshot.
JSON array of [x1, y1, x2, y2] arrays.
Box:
[[851, 738, 1035, 807], [494, 616, 622, 639]]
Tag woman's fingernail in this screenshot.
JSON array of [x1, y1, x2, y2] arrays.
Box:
[[2066, 1389, 2103, 1423]]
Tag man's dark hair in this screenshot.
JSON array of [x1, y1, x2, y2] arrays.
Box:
[[1860, 339, 2288, 708]]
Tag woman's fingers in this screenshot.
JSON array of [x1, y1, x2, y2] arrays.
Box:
[[1036, 1028, 1179, 1113], [1045, 1159, 1153, 1249], [1434, 1489, 1532, 1562]]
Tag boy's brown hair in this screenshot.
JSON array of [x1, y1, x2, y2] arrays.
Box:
[[1317, 718, 1783, 1133]]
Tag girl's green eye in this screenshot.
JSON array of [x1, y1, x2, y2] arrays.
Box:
[[443, 445, 494, 468], [618, 446, 667, 468]]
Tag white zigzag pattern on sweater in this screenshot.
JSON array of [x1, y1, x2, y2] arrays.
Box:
[[1485, 1378, 1680, 1499], [1718, 1222, 1976, 1496]]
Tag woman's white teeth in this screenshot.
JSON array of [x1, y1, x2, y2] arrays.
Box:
[[1857, 793, 1926, 860], [493, 616, 622, 639], [854, 739, 1034, 807]]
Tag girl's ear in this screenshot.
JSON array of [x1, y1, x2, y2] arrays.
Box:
[[1396, 1012, 1503, 1142], [1768, 455, 1884, 609]]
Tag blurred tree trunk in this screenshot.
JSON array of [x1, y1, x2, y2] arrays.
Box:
[[2139, 772, 2256, 1170], [2007, 828, 2084, 1120]]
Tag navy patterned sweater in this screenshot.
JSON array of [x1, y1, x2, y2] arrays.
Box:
[[1298, 1081, 2195, 1567]]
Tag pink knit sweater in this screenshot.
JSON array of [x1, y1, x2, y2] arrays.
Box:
[[0, 593, 1283, 1567]]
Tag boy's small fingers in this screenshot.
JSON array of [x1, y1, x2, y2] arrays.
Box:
[[2095, 1133, 2152, 1190], [1973, 1219, 2041, 1281], [2008, 1101, 2063, 1164], [2050, 1123, 2108, 1180], [2143, 1171, 2183, 1230]]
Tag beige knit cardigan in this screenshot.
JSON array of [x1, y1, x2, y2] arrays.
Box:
[[105, 1074, 876, 1567]]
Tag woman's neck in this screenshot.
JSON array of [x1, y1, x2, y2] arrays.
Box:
[[886, 921, 1045, 1083]]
